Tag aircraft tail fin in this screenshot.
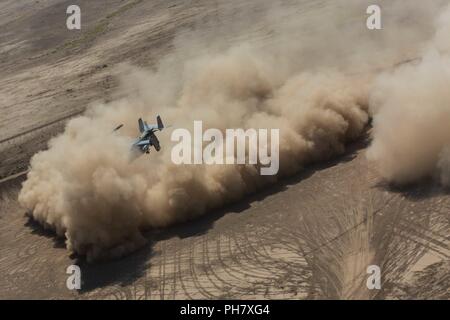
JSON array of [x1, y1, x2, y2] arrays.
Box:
[[138, 118, 145, 133], [157, 115, 164, 130]]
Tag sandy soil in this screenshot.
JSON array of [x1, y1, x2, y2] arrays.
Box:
[[0, 0, 448, 299]]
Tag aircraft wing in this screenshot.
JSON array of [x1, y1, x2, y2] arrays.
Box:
[[135, 139, 150, 146]]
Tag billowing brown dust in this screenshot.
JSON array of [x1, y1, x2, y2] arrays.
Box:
[[18, 1, 450, 260]]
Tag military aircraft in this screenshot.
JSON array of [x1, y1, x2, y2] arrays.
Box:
[[114, 116, 165, 155]]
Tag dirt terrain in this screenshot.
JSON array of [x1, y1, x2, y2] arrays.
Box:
[[0, 0, 448, 299]]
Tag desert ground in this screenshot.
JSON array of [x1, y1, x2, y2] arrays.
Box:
[[0, 0, 448, 299]]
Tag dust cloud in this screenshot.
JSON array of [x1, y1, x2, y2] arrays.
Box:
[[18, 0, 449, 260], [367, 2, 450, 186]]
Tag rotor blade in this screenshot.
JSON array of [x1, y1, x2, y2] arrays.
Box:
[[113, 124, 124, 132]]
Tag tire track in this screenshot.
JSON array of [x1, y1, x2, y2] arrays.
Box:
[[200, 235, 229, 295], [187, 238, 216, 299], [0, 110, 84, 145], [175, 247, 195, 300]]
